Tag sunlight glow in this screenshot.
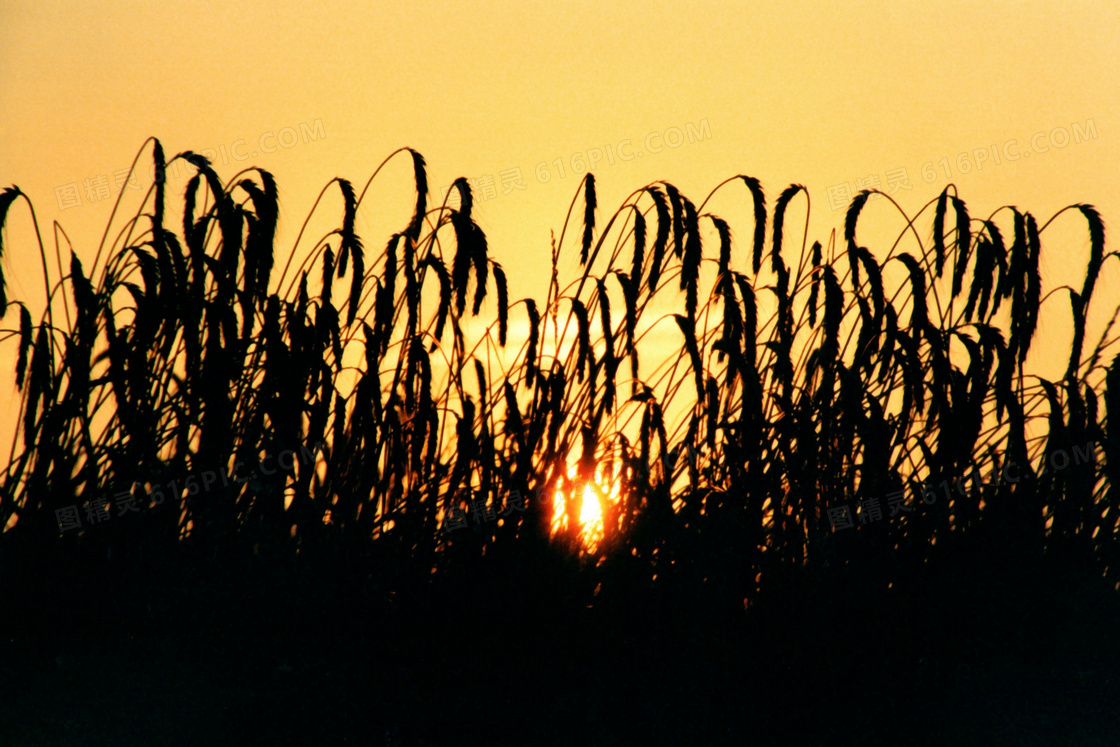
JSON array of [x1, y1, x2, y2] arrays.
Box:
[[550, 458, 621, 553], [580, 483, 602, 527]]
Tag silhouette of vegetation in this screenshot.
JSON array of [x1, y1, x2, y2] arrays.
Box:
[[2, 140, 1119, 743]]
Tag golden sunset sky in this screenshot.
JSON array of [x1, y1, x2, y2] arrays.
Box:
[[1, 0, 1118, 463]]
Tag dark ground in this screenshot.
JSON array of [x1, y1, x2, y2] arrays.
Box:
[[2, 529, 1118, 746]]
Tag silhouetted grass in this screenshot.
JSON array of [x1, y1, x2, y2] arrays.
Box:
[[2, 141, 1119, 743]]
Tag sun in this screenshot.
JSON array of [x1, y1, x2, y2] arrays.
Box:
[[578, 482, 602, 527], [550, 459, 620, 553]]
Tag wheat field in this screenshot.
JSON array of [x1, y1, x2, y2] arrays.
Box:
[[1, 141, 1119, 743]]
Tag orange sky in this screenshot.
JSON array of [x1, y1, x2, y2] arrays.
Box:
[[1, 0, 1119, 464]]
